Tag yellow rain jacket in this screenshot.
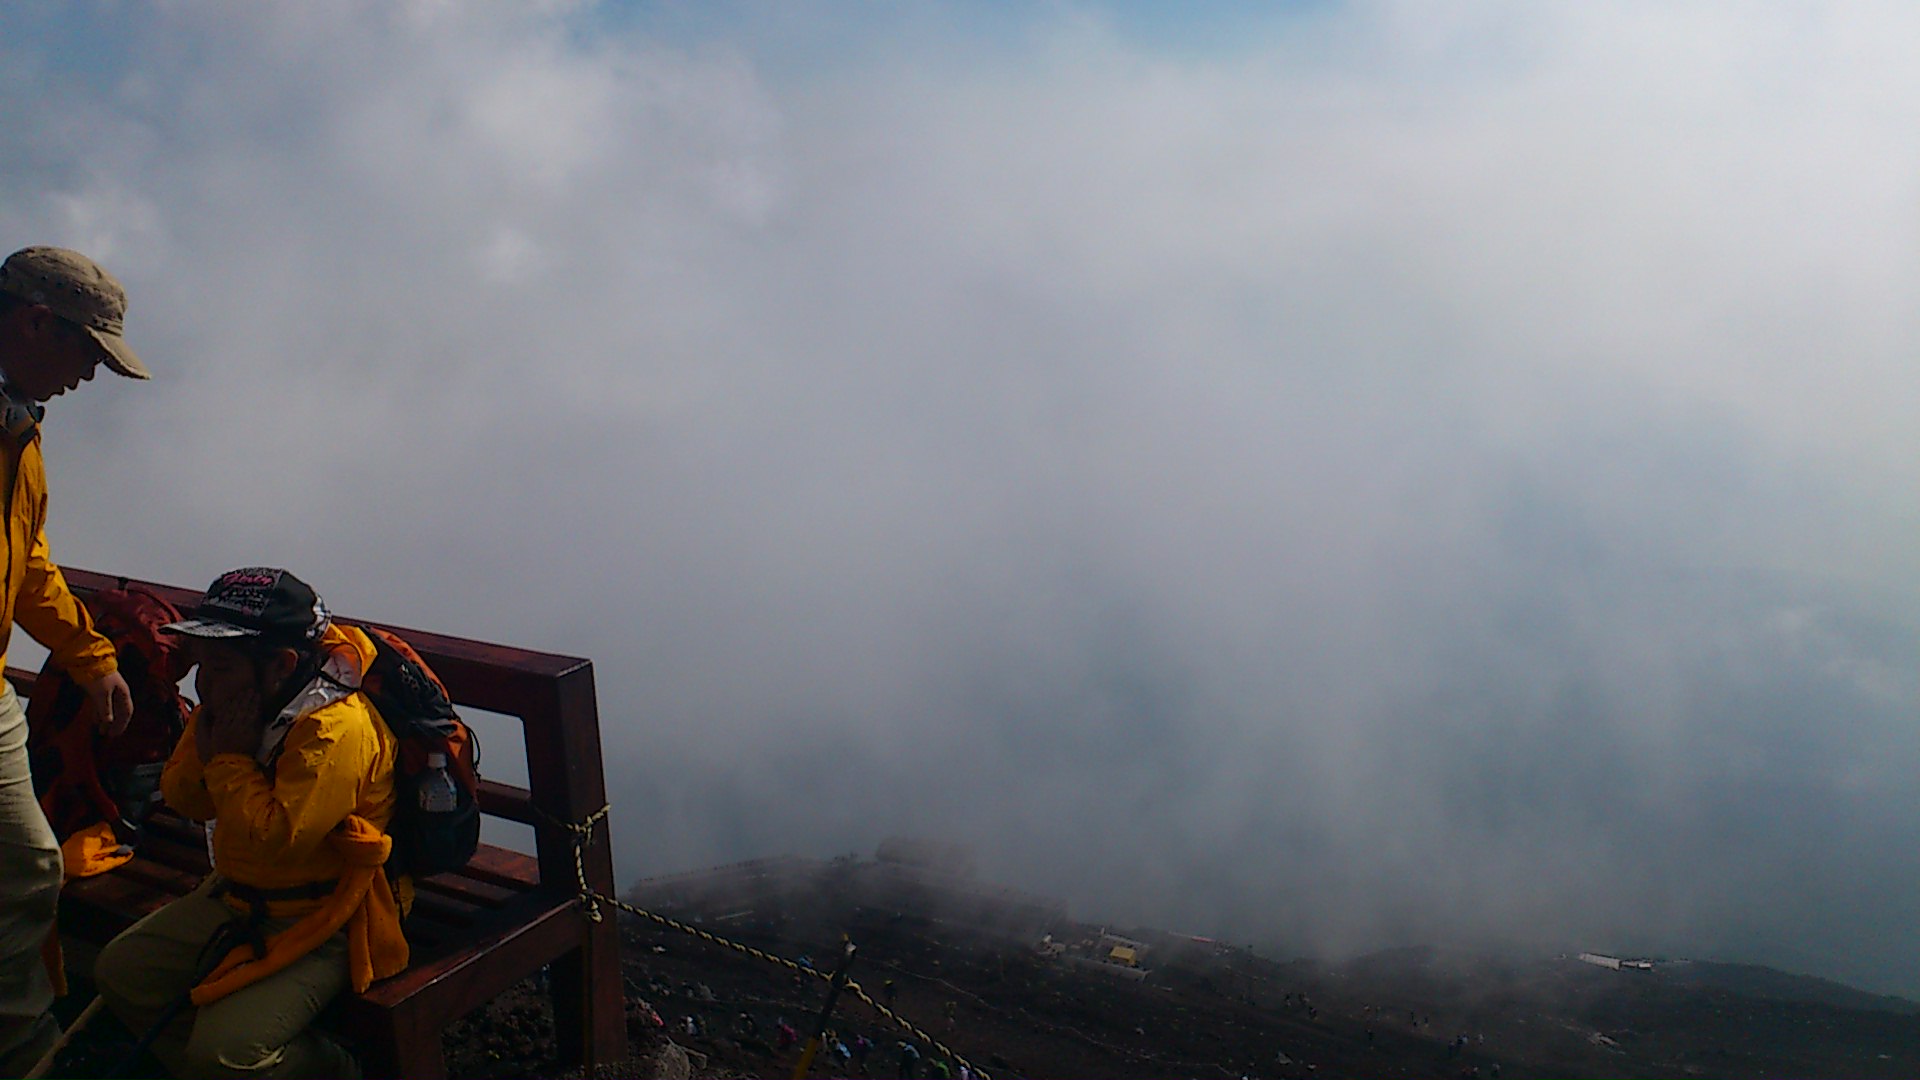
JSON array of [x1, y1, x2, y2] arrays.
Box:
[[0, 429, 117, 683], [5, 427, 120, 997], [161, 623, 410, 998]]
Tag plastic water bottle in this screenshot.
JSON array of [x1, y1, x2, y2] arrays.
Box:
[[418, 751, 460, 813]]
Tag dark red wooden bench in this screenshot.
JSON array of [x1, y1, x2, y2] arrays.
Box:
[[18, 568, 626, 1079]]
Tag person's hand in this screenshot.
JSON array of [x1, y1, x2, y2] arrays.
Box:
[[81, 670, 134, 738], [197, 667, 263, 761]]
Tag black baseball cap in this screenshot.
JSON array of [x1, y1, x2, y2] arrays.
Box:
[[163, 567, 331, 645]]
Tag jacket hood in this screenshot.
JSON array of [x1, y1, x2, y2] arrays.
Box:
[[255, 623, 375, 765]]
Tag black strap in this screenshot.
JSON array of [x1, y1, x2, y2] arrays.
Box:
[[212, 877, 339, 903]]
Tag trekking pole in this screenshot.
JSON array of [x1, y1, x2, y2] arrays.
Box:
[[115, 986, 196, 1076], [114, 902, 255, 1077], [791, 936, 857, 1080], [22, 996, 104, 1080]]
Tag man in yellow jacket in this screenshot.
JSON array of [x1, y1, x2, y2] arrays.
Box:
[[96, 568, 408, 1079], [0, 246, 145, 1074]]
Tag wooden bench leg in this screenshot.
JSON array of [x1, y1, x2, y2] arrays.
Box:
[[551, 916, 626, 1069], [387, 1033, 447, 1080], [353, 1005, 445, 1080]]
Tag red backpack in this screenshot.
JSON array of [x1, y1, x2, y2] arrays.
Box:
[[27, 584, 193, 847]]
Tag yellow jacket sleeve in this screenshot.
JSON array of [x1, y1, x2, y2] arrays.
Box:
[[12, 452, 116, 683], [161, 712, 217, 822], [202, 702, 374, 864]]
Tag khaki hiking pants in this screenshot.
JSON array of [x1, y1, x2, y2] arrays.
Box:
[[0, 681, 62, 1075], [95, 877, 359, 1079]]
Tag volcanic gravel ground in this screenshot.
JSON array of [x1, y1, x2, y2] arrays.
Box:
[[439, 911, 1920, 1080], [38, 909, 1920, 1078]]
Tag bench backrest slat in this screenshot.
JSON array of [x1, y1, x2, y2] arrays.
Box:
[[23, 571, 574, 843]]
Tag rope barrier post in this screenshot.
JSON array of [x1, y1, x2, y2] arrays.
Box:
[[791, 937, 857, 1080], [569, 805, 986, 1078]]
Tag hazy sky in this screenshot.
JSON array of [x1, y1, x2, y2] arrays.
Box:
[[3, 1, 1917, 997]]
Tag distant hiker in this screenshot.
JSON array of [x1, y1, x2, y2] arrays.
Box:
[[928, 1056, 952, 1079], [898, 1040, 922, 1078], [1365, 1026, 1375, 1047], [682, 1014, 700, 1037], [853, 1032, 874, 1066], [944, 998, 958, 1025], [776, 1018, 799, 1050], [94, 569, 410, 1077], [0, 245, 151, 1074], [883, 978, 898, 1008]]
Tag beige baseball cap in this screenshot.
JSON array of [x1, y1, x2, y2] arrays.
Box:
[[0, 246, 150, 380]]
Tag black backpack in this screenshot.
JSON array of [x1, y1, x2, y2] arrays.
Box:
[[353, 626, 482, 878]]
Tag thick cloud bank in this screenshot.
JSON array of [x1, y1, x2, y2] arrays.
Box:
[[2, 2, 1916, 995]]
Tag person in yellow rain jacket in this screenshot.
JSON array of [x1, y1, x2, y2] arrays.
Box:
[[95, 567, 409, 1079], [0, 246, 147, 1075]]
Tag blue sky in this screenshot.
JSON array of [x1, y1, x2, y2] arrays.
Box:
[[586, 1, 1333, 61]]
